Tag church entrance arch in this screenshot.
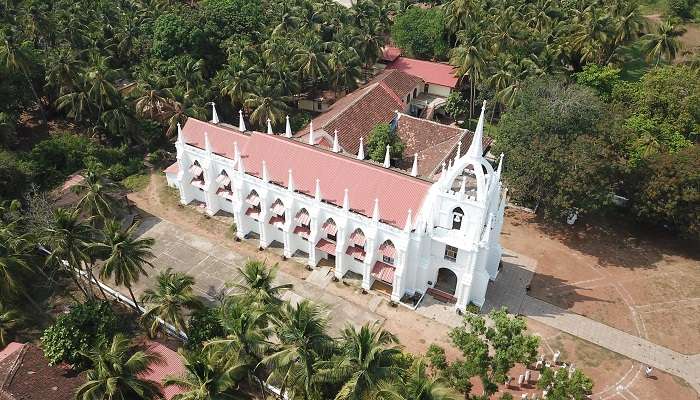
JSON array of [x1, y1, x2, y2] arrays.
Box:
[[434, 268, 458, 295]]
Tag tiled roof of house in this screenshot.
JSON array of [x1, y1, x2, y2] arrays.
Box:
[[296, 69, 423, 155], [138, 340, 186, 400], [178, 118, 431, 228], [388, 57, 459, 88], [381, 46, 402, 62], [0, 343, 85, 400]]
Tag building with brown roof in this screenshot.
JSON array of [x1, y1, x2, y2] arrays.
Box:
[[0, 343, 84, 400]]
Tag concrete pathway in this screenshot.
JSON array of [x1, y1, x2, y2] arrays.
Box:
[[481, 250, 700, 394]]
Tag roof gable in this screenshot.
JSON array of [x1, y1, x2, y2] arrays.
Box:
[[388, 57, 459, 88]]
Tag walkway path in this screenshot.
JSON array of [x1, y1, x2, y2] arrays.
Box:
[[482, 250, 700, 394]]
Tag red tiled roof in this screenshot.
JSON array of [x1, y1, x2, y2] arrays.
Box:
[[345, 245, 366, 261], [164, 162, 179, 174], [0, 344, 85, 400], [293, 225, 310, 238], [372, 261, 396, 284], [388, 57, 459, 88], [180, 119, 431, 228], [297, 69, 423, 155], [139, 340, 186, 400], [0, 343, 22, 363], [381, 46, 402, 62], [316, 238, 337, 254]]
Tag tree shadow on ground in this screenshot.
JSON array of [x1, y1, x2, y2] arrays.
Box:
[[506, 209, 700, 272]]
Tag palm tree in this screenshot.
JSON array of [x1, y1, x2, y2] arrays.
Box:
[[327, 45, 362, 95], [293, 38, 329, 95], [228, 260, 292, 307], [141, 268, 202, 337], [262, 300, 334, 400], [41, 208, 95, 299], [97, 220, 155, 311], [72, 171, 121, 221], [0, 29, 47, 126], [75, 334, 164, 400], [0, 302, 20, 348], [219, 59, 257, 110], [0, 227, 33, 301], [207, 298, 271, 363], [642, 21, 685, 65], [316, 322, 403, 400], [376, 358, 458, 400], [243, 77, 290, 130], [449, 38, 486, 120], [164, 346, 251, 400]]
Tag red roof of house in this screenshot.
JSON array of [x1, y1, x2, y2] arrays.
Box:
[[388, 57, 459, 88], [139, 340, 186, 400], [297, 69, 423, 155], [179, 118, 431, 228], [164, 162, 179, 174], [381, 46, 402, 62]]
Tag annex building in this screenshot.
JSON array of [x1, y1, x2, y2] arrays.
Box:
[[164, 103, 506, 310]]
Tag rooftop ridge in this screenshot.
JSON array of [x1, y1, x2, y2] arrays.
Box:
[[319, 83, 380, 128], [397, 112, 468, 132]]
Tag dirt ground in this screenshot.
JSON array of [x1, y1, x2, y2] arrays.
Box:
[[128, 174, 699, 398], [501, 209, 700, 355]]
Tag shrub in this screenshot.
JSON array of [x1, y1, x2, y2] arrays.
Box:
[[186, 307, 224, 349], [668, 0, 692, 18], [0, 150, 33, 201], [121, 173, 151, 192], [392, 7, 448, 60], [41, 301, 121, 368], [366, 123, 405, 163]]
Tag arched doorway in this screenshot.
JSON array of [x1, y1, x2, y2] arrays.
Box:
[[434, 268, 457, 295]]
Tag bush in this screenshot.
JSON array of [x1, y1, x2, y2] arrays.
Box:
[[0, 150, 33, 201], [366, 123, 405, 163], [444, 91, 469, 120], [668, 0, 692, 18], [41, 301, 121, 368], [630, 144, 700, 238], [186, 307, 224, 349], [391, 7, 448, 60], [121, 173, 151, 192]]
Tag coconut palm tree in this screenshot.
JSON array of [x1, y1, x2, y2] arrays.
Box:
[[262, 300, 334, 400], [72, 171, 121, 221], [0, 29, 47, 126], [228, 260, 292, 307], [97, 220, 155, 311], [164, 346, 251, 400], [293, 37, 329, 94], [207, 297, 271, 363], [316, 322, 403, 400], [244, 77, 291, 130], [642, 21, 685, 65], [41, 208, 95, 299], [75, 334, 164, 400], [450, 38, 486, 120], [0, 302, 20, 348], [141, 268, 203, 337], [376, 358, 459, 400], [0, 227, 33, 301]]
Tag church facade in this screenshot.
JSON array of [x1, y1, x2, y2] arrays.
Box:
[[164, 103, 506, 311]]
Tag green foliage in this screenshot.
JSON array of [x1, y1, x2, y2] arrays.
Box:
[[612, 66, 699, 152], [366, 123, 405, 163], [494, 78, 619, 219], [668, 0, 692, 18], [537, 367, 594, 400], [186, 307, 225, 349], [0, 150, 33, 201], [500, 393, 514, 400], [41, 301, 121, 368], [574, 65, 622, 101], [121, 173, 150, 192], [447, 308, 539, 396], [630, 145, 700, 238], [444, 91, 469, 120], [152, 11, 207, 60], [392, 7, 448, 60]]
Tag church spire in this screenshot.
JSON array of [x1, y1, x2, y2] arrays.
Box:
[[332, 130, 340, 152], [238, 110, 246, 132], [285, 115, 292, 138], [210, 102, 220, 124], [266, 118, 273, 134], [410, 153, 418, 177], [466, 100, 487, 159], [357, 137, 364, 160]]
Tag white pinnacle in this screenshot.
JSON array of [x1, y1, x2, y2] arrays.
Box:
[[404, 209, 413, 232], [411, 153, 418, 177], [383, 145, 391, 168], [261, 160, 269, 182], [332, 130, 340, 153], [285, 115, 292, 138], [372, 198, 380, 222], [210, 102, 220, 124], [238, 110, 246, 132], [357, 137, 364, 160], [308, 121, 315, 145], [267, 118, 273, 134], [343, 188, 349, 210], [287, 169, 294, 192], [314, 178, 321, 201]]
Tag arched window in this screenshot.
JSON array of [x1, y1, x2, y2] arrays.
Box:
[[378, 240, 396, 264], [216, 169, 231, 191], [245, 190, 261, 218], [350, 228, 366, 249], [293, 208, 311, 239], [189, 160, 204, 182], [269, 198, 285, 228], [413, 88, 417, 98], [452, 207, 464, 230], [322, 218, 338, 241]]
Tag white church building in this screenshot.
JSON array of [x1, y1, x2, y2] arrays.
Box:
[[164, 103, 507, 311]]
